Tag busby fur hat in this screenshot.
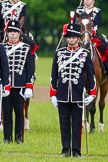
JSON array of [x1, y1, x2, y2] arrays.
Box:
[[6, 20, 20, 32], [63, 23, 81, 38]]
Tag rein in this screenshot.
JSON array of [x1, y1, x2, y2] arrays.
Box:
[[81, 31, 92, 37]]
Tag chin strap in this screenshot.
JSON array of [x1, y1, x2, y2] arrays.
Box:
[[55, 34, 64, 51], [79, 0, 83, 7]]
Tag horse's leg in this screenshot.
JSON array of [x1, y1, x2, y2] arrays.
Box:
[[84, 106, 90, 133], [88, 86, 98, 134], [88, 101, 96, 133], [98, 81, 108, 133], [24, 99, 30, 119], [0, 111, 3, 130], [86, 106, 89, 123], [24, 98, 30, 130]]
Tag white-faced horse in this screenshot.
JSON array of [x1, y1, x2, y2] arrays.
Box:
[[76, 12, 108, 133]]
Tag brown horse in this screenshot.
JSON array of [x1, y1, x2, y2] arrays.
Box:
[[76, 12, 108, 133]]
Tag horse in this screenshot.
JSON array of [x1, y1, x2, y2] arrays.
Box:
[[22, 29, 38, 130], [75, 12, 108, 133]]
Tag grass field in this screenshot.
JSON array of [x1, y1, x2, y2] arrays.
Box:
[[36, 56, 53, 86], [0, 57, 108, 162]]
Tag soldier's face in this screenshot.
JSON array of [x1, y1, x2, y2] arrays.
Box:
[[84, 0, 95, 7], [66, 37, 80, 47], [7, 31, 20, 42], [9, 0, 19, 3]]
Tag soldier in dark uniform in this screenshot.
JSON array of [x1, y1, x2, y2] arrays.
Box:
[[74, 0, 108, 73], [2, 20, 35, 144], [0, 44, 10, 96], [0, 42, 10, 130], [50, 23, 96, 157], [0, 0, 26, 42]]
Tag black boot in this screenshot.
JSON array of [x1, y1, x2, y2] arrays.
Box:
[[60, 147, 71, 157]]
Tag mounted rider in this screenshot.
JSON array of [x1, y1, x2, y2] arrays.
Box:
[[0, 0, 26, 29], [71, 0, 108, 74], [0, 0, 39, 54]]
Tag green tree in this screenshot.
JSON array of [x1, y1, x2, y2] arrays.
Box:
[[23, 0, 80, 51]]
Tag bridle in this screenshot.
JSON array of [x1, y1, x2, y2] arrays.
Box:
[[80, 18, 93, 48]]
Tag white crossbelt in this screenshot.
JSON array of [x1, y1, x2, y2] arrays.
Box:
[[7, 42, 24, 56], [3, 1, 22, 19], [59, 48, 83, 72]]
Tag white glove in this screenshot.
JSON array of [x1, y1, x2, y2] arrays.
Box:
[[24, 88, 33, 98], [84, 95, 94, 106], [51, 96, 58, 108], [2, 90, 10, 97]]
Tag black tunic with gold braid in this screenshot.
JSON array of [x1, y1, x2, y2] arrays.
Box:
[[0, 43, 10, 89], [50, 46, 96, 156], [2, 41, 34, 143], [50, 46, 96, 102], [4, 42, 34, 88]]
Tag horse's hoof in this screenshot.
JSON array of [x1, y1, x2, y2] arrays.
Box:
[[89, 124, 95, 134], [24, 118, 30, 130], [98, 122, 104, 133], [89, 129, 95, 134]]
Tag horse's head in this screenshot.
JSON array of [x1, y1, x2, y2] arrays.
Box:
[[76, 12, 93, 49], [81, 18, 92, 49]]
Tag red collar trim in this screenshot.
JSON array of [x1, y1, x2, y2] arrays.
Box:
[[8, 40, 20, 45], [84, 6, 94, 9], [67, 45, 80, 51]]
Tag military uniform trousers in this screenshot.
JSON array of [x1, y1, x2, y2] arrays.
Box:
[[2, 88, 25, 142], [58, 102, 82, 156]]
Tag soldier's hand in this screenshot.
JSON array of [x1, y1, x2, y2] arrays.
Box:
[[24, 88, 33, 98], [84, 95, 94, 106], [2, 90, 10, 97], [51, 96, 58, 108]]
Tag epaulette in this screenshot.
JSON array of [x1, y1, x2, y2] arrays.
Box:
[[56, 46, 66, 52], [23, 42, 31, 48], [93, 7, 101, 13], [20, 1, 26, 6], [76, 6, 84, 14], [82, 47, 90, 53]]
